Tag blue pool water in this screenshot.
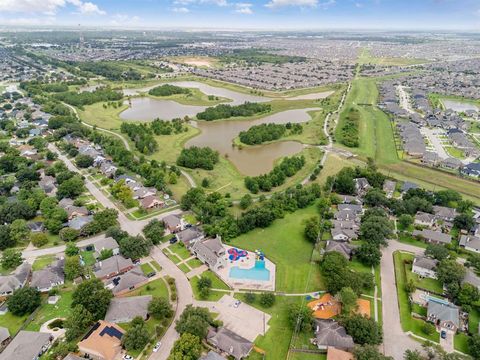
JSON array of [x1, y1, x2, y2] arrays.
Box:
[[229, 260, 270, 281]]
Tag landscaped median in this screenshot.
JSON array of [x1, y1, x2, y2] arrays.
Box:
[[393, 251, 440, 343]]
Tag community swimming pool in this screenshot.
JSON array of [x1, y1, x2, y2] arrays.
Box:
[[229, 260, 271, 281]]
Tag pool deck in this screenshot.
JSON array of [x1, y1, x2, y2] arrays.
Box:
[[216, 245, 276, 291]]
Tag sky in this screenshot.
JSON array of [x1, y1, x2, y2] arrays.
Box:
[[0, 0, 479, 30]]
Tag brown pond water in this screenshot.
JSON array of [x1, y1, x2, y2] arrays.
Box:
[[187, 108, 319, 176]]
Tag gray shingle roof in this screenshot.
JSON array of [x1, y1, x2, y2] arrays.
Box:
[[314, 320, 354, 350], [427, 301, 459, 327], [0, 331, 51, 360], [207, 327, 253, 360], [105, 295, 152, 323]]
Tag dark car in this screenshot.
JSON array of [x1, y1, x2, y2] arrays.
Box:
[[147, 271, 157, 278], [441, 330, 447, 339], [169, 236, 178, 244]]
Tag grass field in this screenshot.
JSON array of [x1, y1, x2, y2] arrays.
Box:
[[126, 278, 169, 299], [78, 102, 128, 131], [147, 87, 230, 106], [358, 48, 429, 66], [0, 311, 28, 336], [230, 204, 324, 293], [32, 255, 55, 271], [25, 289, 74, 331], [393, 251, 440, 343]]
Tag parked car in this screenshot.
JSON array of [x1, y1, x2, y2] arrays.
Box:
[[147, 271, 156, 278], [169, 236, 177, 244], [234, 300, 241, 308], [123, 355, 133, 360], [441, 330, 447, 339], [153, 342, 161, 352]]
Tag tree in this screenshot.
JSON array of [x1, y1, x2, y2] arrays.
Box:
[[342, 314, 383, 345], [0, 224, 14, 250], [469, 334, 480, 360], [169, 333, 202, 360], [10, 219, 30, 244], [304, 217, 320, 242], [65, 242, 79, 256], [30, 232, 48, 247], [239, 194, 253, 210], [44, 207, 68, 234], [57, 175, 85, 199], [288, 304, 314, 332], [245, 292, 256, 304], [422, 322, 435, 336], [339, 287, 358, 315], [436, 260, 465, 287], [425, 244, 450, 261], [59, 227, 80, 242], [148, 297, 173, 320], [354, 345, 393, 360], [404, 350, 424, 360], [454, 213, 474, 231], [7, 287, 41, 316], [360, 216, 392, 247], [72, 278, 113, 320], [175, 305, 214, 339], [99, 249, 113, 260], [64, 256, 83, 280], [363, 188, 387, 207], [64, 305, 94, 341], [398, 214, 413, 231], [356, 243, 382, 266], [119, 235, 153, 259], [92, 209, 118, 230], [75, 154, 94, 168], [40, 196, 58, 216], [1, 249, 22, 269], [259, 292, 275, 307], [201, 178, 210, 188], [197, 276, 212, 299], [143, 219, 165, 245], [122, 317, 150, 351], [458, 283, 480, 308]]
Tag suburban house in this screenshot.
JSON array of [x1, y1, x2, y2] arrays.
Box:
[[68, 215, 94, 231], [78, 321, 125, 360], [190, 236, 227, 272], [105, 295, 152, 323], [207, 327, 253, 360], [38, 176, 57, 197], [31, 258, 65, 292], [337, 204, 363, 215], [334, 210, 359, 222], [337, 195, 360, 204], [133, 186, 157, 200], [65, 205, 89, 220], [414, 212, 436, 227], [93, 255, 134, 280], [331, 228, 358, 242], [106, 267, 148, 296], [325, 241, 355, 260], [0, 331, 52, 360], [0, 262, 31, 297], [433, 205, 457, 223], [163, 214, 186, 233], [383, 180, 396, 198], [412, 256, 438, 279], [427, 300, 460, 332], [401, 181, 418, 194], [93, 237, 120, 258], [354, 178, 371, 195], [313, 320, 354, 351], [412, 229, 452, 245], [176, 227, 205, 247], [99, 161, 117, 178], [462, 163, 480, 178], [462, 269, 480, 291], [200, 351, 227, 360], [326, 347, 354, 360], [27, 221, 44, 233], [140, 195, 164, 210], [459, 235, 480, 253]]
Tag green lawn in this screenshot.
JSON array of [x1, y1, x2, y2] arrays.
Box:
[[196, 270, 229, 290], [25, 289, 74, 331], [235, 293, 303, 360], [151, 261, 162, 272], [393, 251, 440, 343], [163, 249, 182, 264], [0, 311, 28, 336], [178, 263, 190, 273], [186, 258, 203, 269], [80, 250, 96, 266], [397, 233, 428, 249], [126, 279, 169, 299], [454, 333, 470, 354], [140, 262, 155, 275], [230, 204, 324, 293], [32, 255, 55, 271], [168, 242, 192, 260]]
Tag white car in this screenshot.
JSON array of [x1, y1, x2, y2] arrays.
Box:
[[234, 300, 241, 308], [153, 342, 161, 352], [123, 355, 133, 360]]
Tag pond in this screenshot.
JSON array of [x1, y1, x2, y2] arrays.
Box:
[[122, 80, 269, 105], [187, 108, 319, 176], [442, 99, 479, 112], [119, 97, 206, 121]]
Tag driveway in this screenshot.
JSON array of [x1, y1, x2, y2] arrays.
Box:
[[381, 240, 423, 360], [439, 329, 455, 354]]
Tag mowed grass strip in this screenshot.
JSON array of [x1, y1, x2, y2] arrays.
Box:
[[230, 205, 324, 293]]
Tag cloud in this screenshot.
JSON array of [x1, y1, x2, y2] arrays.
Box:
[[265, 0, 334, 8], [172, 6, 190, 12], [109, 13, 141, 26], [0, 0, 105, 15], [235, 2, 253, 14], [174, 0, 228, 6], [0, 16, 56, 25]]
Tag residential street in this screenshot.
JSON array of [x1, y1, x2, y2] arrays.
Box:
[[381, 240, 424, 360]]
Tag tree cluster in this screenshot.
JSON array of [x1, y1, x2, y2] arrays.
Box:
[[196, 102, 271, 121], [239, 122, 302, 145], [176, 146, 219, 170]]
